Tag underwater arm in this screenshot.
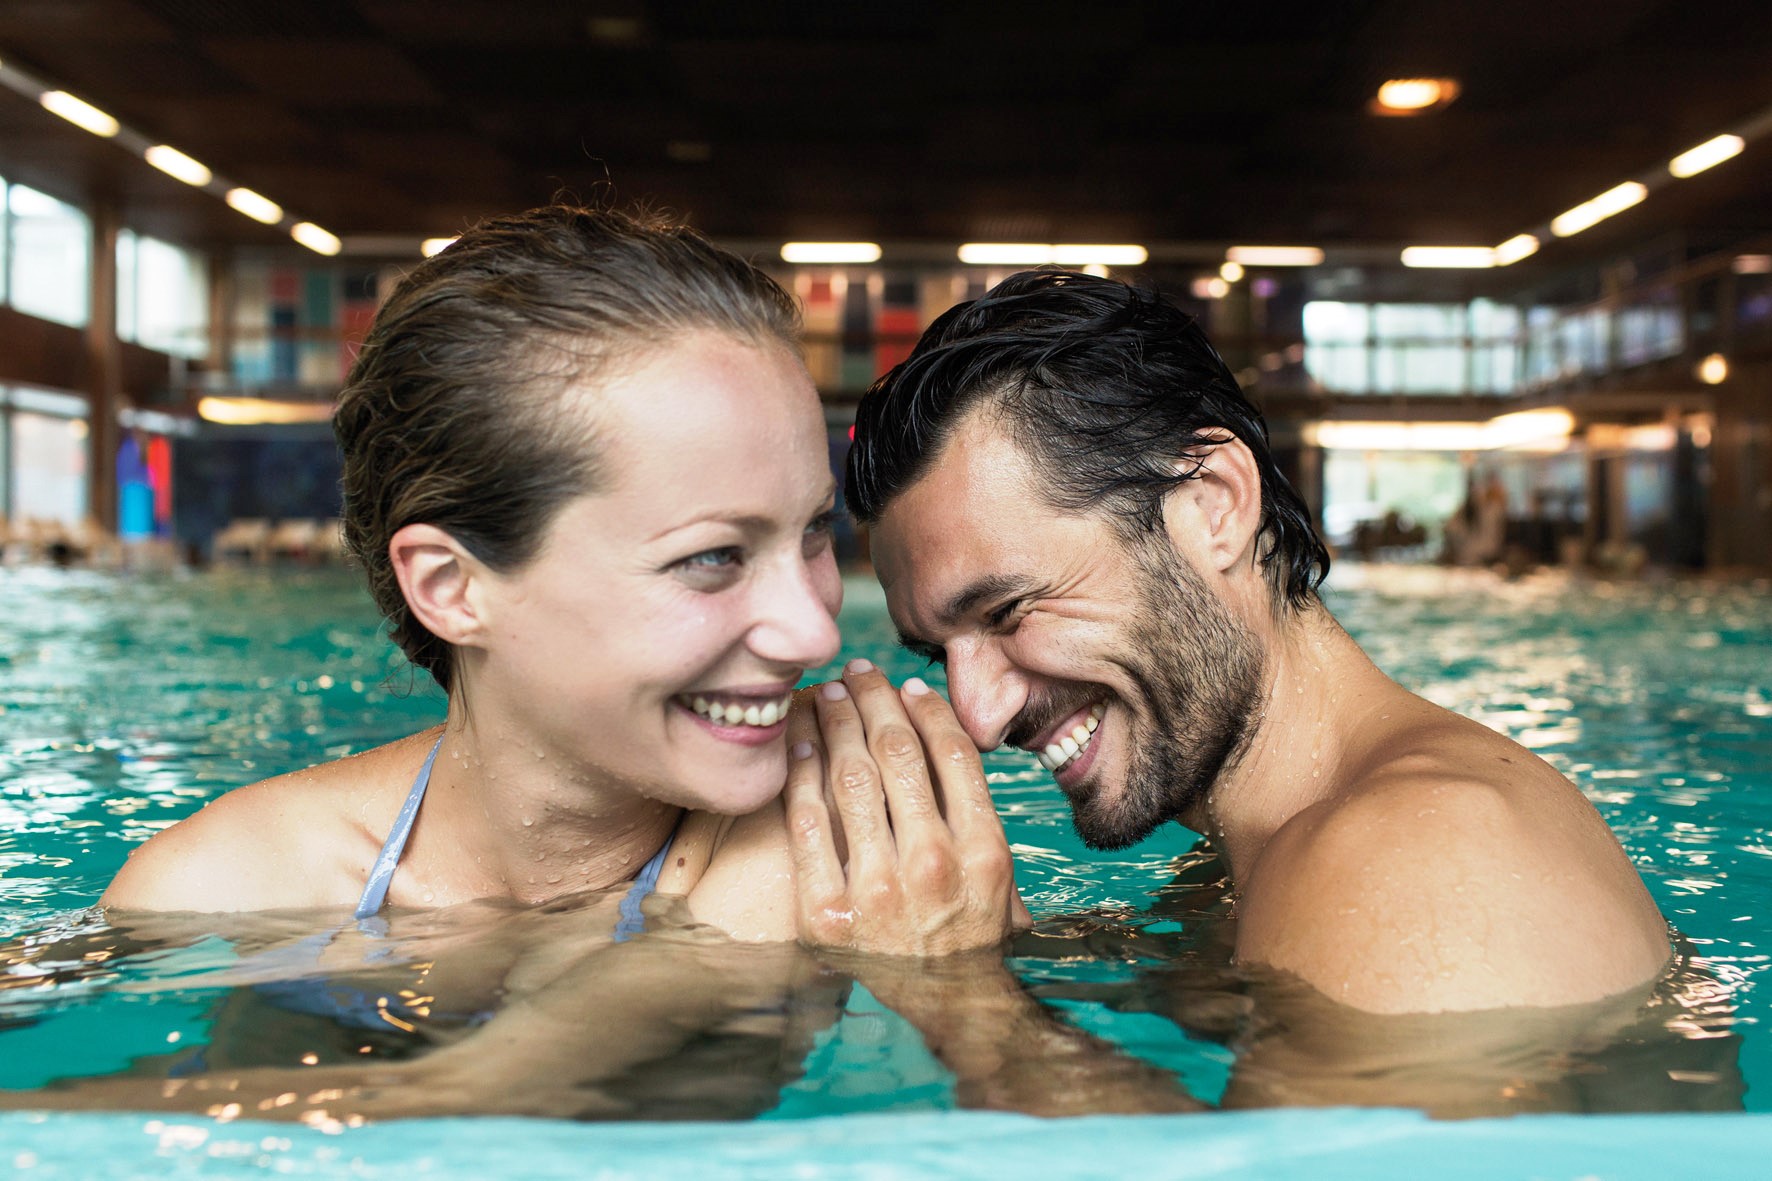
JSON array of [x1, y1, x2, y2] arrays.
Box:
[[839, 949, 1202, 1115]]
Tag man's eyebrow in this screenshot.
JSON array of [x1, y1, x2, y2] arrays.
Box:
[[935, 573, 1038, 628]]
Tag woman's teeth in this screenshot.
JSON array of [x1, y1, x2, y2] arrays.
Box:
[[683, 692, 794, 728], [1036, 704, 1103, 772]]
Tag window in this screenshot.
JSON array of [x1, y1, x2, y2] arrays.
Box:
[[7, 184, 90, 328], [117, 229, 210, 359], [1301, 302, 1371, 392], [7, 387, 91, 526], [1371, 304, 1467, 394]]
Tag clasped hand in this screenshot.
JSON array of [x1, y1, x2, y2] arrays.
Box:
[[785, 659, 1029, 956]]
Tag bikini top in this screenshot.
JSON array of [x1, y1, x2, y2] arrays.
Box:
[[234, 737, 678, 1040], [356, 735, 676, 940]]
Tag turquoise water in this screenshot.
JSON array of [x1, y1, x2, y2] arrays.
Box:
[[1, 562, 1770, 1173]]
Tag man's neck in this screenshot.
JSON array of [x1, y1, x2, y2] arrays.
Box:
[[1186, 602, 1399, 883]]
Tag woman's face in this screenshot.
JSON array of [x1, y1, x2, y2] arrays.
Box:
[[470, 330, 843, 814]]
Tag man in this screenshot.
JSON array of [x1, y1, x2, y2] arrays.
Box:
[[830, 269, 1669, 1016]]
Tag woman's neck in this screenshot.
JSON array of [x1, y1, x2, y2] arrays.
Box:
[[410, 700, 683, 906]]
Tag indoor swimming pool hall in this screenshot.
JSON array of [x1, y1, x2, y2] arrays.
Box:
[[0, 3, 1770, 1178]]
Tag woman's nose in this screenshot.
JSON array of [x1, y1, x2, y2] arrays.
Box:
[[750, 554, 842, 669]]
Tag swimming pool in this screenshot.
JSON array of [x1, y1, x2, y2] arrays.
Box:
[[1, 562, 1769, 1176]]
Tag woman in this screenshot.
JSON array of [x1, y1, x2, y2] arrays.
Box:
[[99, 204, 1016, 956]]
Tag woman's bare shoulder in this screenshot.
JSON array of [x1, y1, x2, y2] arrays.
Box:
[[678, 799, 797, 943], [100, 729, 441, 915]]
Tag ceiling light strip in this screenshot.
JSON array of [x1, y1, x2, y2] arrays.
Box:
[[0, 52, 342, 252], [1225, 246, 1324, 267], [781, 242, 882, 264], [1400, 246, 1496, 268]]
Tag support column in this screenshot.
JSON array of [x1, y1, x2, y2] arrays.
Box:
[[85, 199, 122, 531]]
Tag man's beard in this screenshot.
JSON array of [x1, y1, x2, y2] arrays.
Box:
[[1065, 537, 1265, 850]]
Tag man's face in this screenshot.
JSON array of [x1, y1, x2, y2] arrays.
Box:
[[872, 414, 1265, 849]]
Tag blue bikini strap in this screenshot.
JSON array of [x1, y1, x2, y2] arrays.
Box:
[[614, 821, 680, 942], [354, 735, 679, 938], [354, 735, 443, 921]]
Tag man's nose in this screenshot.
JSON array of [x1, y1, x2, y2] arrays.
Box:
[[944, 638, 1025, 752]]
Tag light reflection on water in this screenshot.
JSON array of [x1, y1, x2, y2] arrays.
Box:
[[0, 562, 1768, 1117]]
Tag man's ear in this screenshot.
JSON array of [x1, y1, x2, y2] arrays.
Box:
[[1161, 431, 1263, 576], [389, 523, 491, 649]]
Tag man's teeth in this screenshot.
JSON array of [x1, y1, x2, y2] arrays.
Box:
[[684, 692, 794, 728], [1036, 704, 1104, 772]]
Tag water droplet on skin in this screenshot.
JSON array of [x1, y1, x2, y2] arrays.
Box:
[[521, 817, 534, 827]]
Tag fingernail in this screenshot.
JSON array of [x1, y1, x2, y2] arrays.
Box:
[[902, 676, 930, 696], [791, 741, 814, 760], [845, 657, 874, 674], [820, 681, 849, 701]]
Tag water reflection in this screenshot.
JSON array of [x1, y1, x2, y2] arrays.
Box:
[[0, 563, 1768, 1117]]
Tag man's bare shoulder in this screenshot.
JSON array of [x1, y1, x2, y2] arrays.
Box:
[[100, 732, 435, 914], [1237, 718, 1670, 1014]]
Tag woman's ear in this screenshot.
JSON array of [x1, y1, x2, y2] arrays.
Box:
[[389, 523, 490, 649], [1161, 430, 1264, 576]]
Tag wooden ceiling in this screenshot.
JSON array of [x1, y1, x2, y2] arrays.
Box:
[[0, 0, 1768, 263]]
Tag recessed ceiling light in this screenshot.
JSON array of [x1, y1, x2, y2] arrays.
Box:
[[1668, 134, 1744, 179], [1493, 234, 1541, 266], [144, 145, 212, 187], [1400, 246, 1496, 268], [290, 222, 341, 256], [955, 243, 1147, 267], [225, 187, 284, 225], [780, 242, 882, 264], [1732, 254, 1772, 274], [1696, 353, 1729, 385], [1371, 78, 1460, 116], [39, 90, 119, 137], [1550, 181, 1647, 237], [421, 237, 459, 257], [587, 16, 645, 45], [1225, 246, 1324, 267]]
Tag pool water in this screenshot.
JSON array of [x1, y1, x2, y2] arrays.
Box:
[[1, 562, 1770, 1174]]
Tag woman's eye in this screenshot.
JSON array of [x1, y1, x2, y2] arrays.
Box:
[[803, 511, 837, 553], [672, 547, 744, 586]]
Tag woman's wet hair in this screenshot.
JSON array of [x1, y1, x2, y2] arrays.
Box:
[[846, 269, 1329, 612], [334, 203, 800, 692]]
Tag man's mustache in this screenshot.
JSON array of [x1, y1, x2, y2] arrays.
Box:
[[1003, 685, 1104, 751]]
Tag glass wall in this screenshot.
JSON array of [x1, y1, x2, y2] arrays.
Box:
[[7, 183, 91, 328], [5, 387, 90, 526], [1303, 299, 1522, 395], [117, 229, 209, 359]]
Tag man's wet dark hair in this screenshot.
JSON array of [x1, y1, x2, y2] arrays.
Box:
[[846, 269, 1329, 611]]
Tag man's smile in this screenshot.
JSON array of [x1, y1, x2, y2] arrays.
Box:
[[1029, 701, 1105, 773]]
